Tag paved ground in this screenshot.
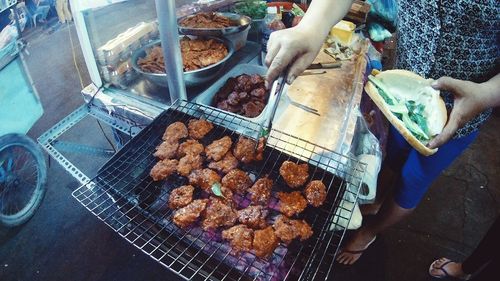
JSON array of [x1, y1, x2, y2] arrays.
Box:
[[0, 21, 498, 281]]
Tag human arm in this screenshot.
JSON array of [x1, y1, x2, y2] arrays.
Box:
[[265, 0, 354, 85], [427, 72, 500, 148]]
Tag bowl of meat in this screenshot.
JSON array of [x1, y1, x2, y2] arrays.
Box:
[[178, 12, 252, 37], [131, 36, 234, 87]]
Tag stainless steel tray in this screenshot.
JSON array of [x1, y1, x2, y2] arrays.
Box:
[[178, 12, 252, 37]]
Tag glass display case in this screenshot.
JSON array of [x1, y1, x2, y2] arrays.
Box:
[[71, 0, 260, 104]]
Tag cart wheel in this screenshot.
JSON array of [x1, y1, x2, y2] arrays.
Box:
[[0, 134, 47, 227]]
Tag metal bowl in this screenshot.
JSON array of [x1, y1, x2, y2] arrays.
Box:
[[131, 36, 234, 88], [178, 12, 252, 37]]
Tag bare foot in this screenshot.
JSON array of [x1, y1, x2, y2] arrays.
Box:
[[336, 229, 376, 265], [429, 258, 471, 280]]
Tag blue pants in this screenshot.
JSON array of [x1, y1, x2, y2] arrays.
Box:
[[385, 126, 478, 209]]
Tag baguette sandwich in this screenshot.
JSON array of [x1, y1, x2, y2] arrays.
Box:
[[364, 69, 447, 156]]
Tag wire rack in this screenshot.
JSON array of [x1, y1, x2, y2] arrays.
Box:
[[72, 100, 366, 281]]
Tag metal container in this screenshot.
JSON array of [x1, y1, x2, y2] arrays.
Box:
[[131, 36, 234, 88], [178, 12, 252, 37]]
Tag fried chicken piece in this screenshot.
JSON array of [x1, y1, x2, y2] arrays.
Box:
[[188, 168, 221, 192], [237, 205, 268, 229], [154, 141, 179, 160], [273, 215, 313, 244], [222, 224, 254, 254], [277, 191, 307, 217], [208, 151, 239, 174], [177, 139, 204, 158], [248, 177, 273, 205], [173, 199, 208, 229], [304, 180, 327, 207], [162, 122, 188, 142], [201, 197, 237, 230], [177, 154, 203, 177], [233, 136, 265, 164], [279, 161, 309, 188], [221, 169, 252, 194], [188, 119, 214, 140], [168, 185, 195, 209], [205, 136, 232, 161], [150, 159, 179, 181], [253, 226, 279, 259]]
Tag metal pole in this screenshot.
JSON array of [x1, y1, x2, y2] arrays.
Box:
[[155, 0, 187, 103]]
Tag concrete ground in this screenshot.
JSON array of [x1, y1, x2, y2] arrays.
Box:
[[0, 21, 499, 281]]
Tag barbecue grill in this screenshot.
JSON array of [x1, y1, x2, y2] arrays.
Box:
[[72, 100, 365, 281]]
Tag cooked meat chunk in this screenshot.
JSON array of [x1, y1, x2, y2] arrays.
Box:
[[273, 215, 313, 244], [168, 185, 195, 209], [221, 169, 252, 193], [250, 74, 265, 87], [188, 119, 214, 140], [233, 136, 265, 164], [188, 168, 221, 191], [172, 199, 208, 229], [248, 177, 273, 205], [242, 101, 265, 118], [154, 141, 179, 160], [277, 191, 307, 217], [304, 180, 327, 207], [279, 161, 309, 188], [162, 122, 188, 142], [179, 12, 236, 28], [177, 139, 204, 158], [177, 154, 203, 177], [150, 159, 179, 181], [205, 136, 232, 161], [253, 226, 279, 259], [237, 205, 268, 229], [222, 224, 254, 254], [201, 197, 237, 230], [208, 152, 239, 174]]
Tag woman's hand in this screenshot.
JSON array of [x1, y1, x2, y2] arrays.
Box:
[[265, 26, 324, 85], [427, 77, 488, 148]]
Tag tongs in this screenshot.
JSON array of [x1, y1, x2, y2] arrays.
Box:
[[255, 70, 289, 148]]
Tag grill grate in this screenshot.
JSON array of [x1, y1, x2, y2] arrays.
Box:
[[73, 100, 365, 281]]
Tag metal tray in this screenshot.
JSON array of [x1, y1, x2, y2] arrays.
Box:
[[178, 12, 252, 37]]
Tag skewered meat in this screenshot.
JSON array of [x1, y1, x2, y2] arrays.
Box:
[[222, 224, 254, 254], [154, 141, 179, 160], [273, 215, 313, 244], [205, 136, 232, 161], [168, 185, 195, 209], [201, 197, 237, 230], [277, 191, 307, 217], [179, 12, 236, 28], [188, 168, 221, 192], [304, 180, 327, 207], [178, 139, 204, 158], [248, 177, 273, 205], [162, 122, 188, 142], [233, 136, 264, 164], [221, 169, 252, 194], [253, 226, 279, 259], [237, 205, 268, 229], [188, 119, 214, 140], [279, 161, 309, 188], [177, 154, 203, 177], [208, 151, 239, 174], [150, 159, 179, 181], [172, 199, 209, 229]]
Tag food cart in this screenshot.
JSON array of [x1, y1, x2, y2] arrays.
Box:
[[38, 0, 372, 280]]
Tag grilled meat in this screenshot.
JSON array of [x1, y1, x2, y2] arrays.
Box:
[[221, 169, 252, 194], [177, 153, 203, 177], [188, 119, 214, 140], [154, 141, 179, 160], [248, 177, 273, 205], [233, 136, 264, 164], [304, 180, 327, 207], [150, 159, 179, 181], [253, 226, 279, 259], [168, 185, 195, 209], [188, 168, 221, 192], [205, 136, 232, 161], [208, 151, 239, 174], [201, 197, 237, 230], [172, 199, 209, 229], [237, 205, 268, 229], [279, 161, 309, 188], [273, 215, 313, 244], [179, 12, 236, 28], [177, 139, 204, 158], [222, 224, 254, 254], [162, 122, 188, 142], [277, 191, 307, 217]]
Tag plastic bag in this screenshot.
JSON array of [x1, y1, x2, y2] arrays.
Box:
[[366, 0, 398, 32]]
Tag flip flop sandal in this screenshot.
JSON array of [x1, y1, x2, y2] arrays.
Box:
[[429, 259, 453, 279], [337, 236, 377, 260]]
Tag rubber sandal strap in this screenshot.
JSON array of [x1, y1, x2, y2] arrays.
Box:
[[435, 260, 453, 278]]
